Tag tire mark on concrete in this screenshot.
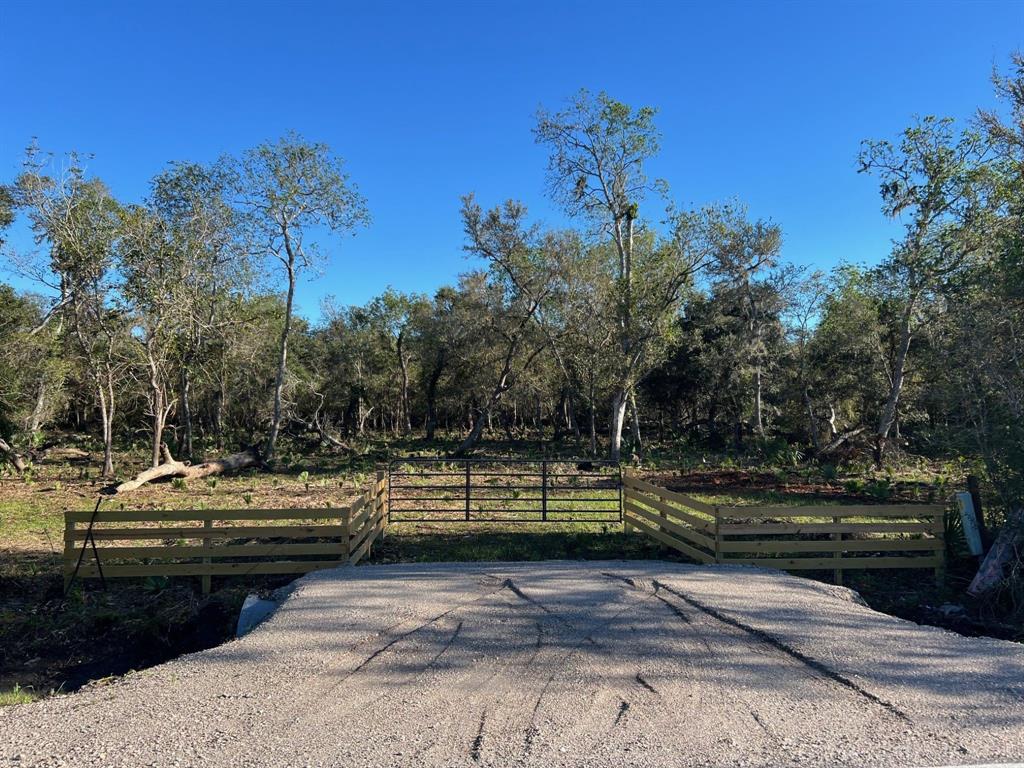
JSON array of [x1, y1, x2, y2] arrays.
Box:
[[614, 700, 630, 726], [650, 579, 911, 722], [634, 673, 658, 694], [470, 710, 486, 761], [521, 593, 646, 758], [276, 581, 510, 725]]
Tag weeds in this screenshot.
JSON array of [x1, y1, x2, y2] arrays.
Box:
[[0, 684, 37, 707]]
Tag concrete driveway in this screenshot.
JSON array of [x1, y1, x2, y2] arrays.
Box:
[[3, 561, 1023, 767]]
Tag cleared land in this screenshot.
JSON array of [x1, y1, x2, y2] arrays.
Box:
[[2, 560, 1023, 768]]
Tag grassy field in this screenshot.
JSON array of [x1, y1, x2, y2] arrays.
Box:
[[0, 436, 996, 705]]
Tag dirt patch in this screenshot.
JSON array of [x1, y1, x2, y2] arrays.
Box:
[[649, 467, 943, 504]]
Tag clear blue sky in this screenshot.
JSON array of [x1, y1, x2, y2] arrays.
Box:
[[1, 0, 1021, 320]]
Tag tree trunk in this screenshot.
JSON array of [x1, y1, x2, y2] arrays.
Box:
[[968, 506, 1024, 597], [753, 366, 764, 436], [146, 344, 165, 469], [111, 445, 262, 494], [567, 394, 581, 442], [398, 334, 412, 434], [97, 372, 115, 478], [629, 391, 642, 454], [28, 381, 47, 434], [804, 389, 821, 453], [553, 390, 566, 442], [608, 389, 628, 463], [181, 368, 194, 461], [875, 300, 915, 467], [0, 438, 27, 473], [424, 348, 445, 441], [454, 407, 488, 456], [266, 259, 295, 463]]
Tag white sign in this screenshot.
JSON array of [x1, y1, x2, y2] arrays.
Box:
[[956, 491, 984, 556]]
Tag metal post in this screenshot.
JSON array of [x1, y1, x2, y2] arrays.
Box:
[[541, 460, 548, 521], [465, 460, 471, 521]]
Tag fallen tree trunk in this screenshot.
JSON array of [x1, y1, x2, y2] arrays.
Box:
[[110, 445, 262, 494], [816, 426, 867, 457], [0, 437, 27, 473], [968, 505, 1024, 597]]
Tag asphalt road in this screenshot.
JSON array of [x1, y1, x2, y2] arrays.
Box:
[[3, 561, 1024, 768]]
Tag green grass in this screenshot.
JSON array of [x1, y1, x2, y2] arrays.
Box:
[[0, 684, 39, 707], [367, 521, 682, 564], [0, 498, 62, 544]]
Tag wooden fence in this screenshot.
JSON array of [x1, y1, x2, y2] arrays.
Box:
[[63, 470, 388, 593], [622, 470, 946, 582]]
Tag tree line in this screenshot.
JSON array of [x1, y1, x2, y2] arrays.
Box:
[[1, 55, 1021, 511]]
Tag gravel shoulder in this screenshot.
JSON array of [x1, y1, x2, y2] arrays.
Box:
[[3, 560, 1023, 768]]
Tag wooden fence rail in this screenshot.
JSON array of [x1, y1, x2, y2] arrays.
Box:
[[623, 470, 946, 582], [64, 470, 388, 593]]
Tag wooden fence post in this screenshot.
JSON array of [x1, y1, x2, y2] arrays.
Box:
[[832, 515, 843, 586], [342, 501, 352, 563], [713, 506, 721, 564], [63, 514, 76, 592], [377, 468, 387, 539], [622, 470, 631, 533], [934, 506, 947, 586], [201, 518, 212, 595]]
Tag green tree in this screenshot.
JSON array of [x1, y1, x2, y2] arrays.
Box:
[[230, 133, 369, 462], [15, 146, 126, 476], [535, 90, 713, 461], [858, 115, 992, 465]]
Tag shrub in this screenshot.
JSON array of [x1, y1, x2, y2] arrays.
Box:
[[844, 478, 864, 495], [865, 478, 892, 501]]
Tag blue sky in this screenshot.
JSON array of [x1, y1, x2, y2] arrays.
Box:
[[1, 0, 1021, 321]]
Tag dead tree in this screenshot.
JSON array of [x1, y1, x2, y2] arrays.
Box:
[[109, 445, 262, 494]]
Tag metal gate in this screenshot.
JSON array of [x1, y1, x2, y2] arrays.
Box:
[[387, 458, 622, 523]]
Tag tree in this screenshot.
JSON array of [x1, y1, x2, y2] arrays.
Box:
[[0, 185, 14, 245], [535, 90, 713, 461], [409, 286, 466, 441], [15, 146, 126, 476], [858, 116, 993, 465], [119, 205, 181, 467], [230, 133, 369, 463], [705, 205, 785, 437], [363, 289, 427, 434], [451, 196, 560, 455], [0, 284, 65, 471], [149, 161, 245, 460]]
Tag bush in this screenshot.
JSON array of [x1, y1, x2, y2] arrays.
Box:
[[865, 478, 892, 501], [756, 437, 804, 468]]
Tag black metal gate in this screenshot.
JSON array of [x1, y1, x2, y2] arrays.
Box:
[[387, 458, 622, 523]]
